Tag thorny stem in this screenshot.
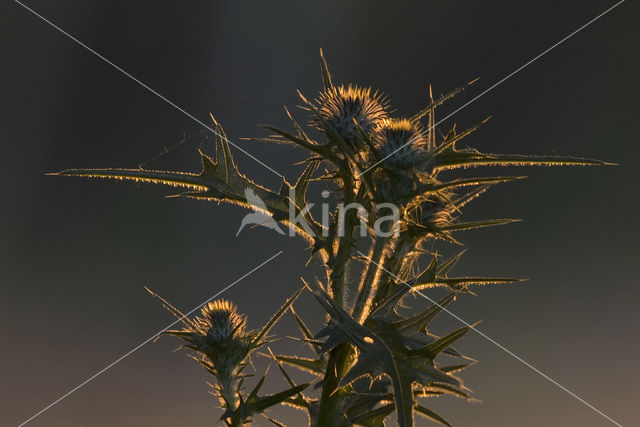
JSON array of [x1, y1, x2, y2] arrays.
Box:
[[326, 162, 359, 308], [375, 235, 418, 300], [352, 219, 396, 323], [218, 371, 242, 427]]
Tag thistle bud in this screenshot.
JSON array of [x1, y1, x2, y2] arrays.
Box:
[[200, 299, 246, 344], [313, 85, 388, 150], [372, 118, 428, 170]]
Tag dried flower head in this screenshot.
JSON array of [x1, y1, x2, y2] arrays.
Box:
[[373, 118, 428, 170], [313, 85, 388, 149]]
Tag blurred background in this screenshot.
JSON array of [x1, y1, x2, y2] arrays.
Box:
[[1, 1, 638, 426]]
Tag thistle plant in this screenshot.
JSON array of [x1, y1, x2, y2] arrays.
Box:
[[52, 51, 610, 426]]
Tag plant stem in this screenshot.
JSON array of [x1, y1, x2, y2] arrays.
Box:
[[316, 344, 353, 427], [327, 163, 359, 308], [352, 223, 395, 323]]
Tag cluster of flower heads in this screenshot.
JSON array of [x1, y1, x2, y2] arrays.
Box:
[[312, 82, 455, 234], [313, 84, 429, 173]]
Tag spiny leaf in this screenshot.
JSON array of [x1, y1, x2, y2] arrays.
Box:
[[349, 403, 395, 427], [419, 323, 477, 358], [309, 286, 452, 427], [283, 395, 314, 411], [290, 307, 322, 354], [319, 48, 334, 90], [265, 348, 312, 412], [439, 362, 475, 374], [440, 218, 521, 232], [432, 117, 490, 155], [261, 124, 322, 154], [434, 151, 614, 171], [435, 251, 466, 276], [248, 383, 309, 413], [268, 355, 326, 376], [50, 167, 210, 191], [210, 113, 236, 181], [414, 276, 524, 291], [427, 383, 474, 400], [413, 256, 439, 285], [411, 78, 479, 122], [292, 160, 318, 210], [145, 287, 198, 330], [252, 287, 304, 347], [426, 176, 526, 193], [415, 405, 452, 427], [394, 292, 457, 334], [50, 119, 327, 245], [453, 185, 493, 210], [262, 414, 287, 427], [248, 373, 267, 402]]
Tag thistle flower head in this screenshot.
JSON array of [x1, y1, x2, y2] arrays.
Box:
[[198, 299, 246, 343], [313, 85, 388, 149], [372, 118, 429, 170]]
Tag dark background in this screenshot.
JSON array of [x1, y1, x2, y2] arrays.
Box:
[[1, 1, 638, 426]]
